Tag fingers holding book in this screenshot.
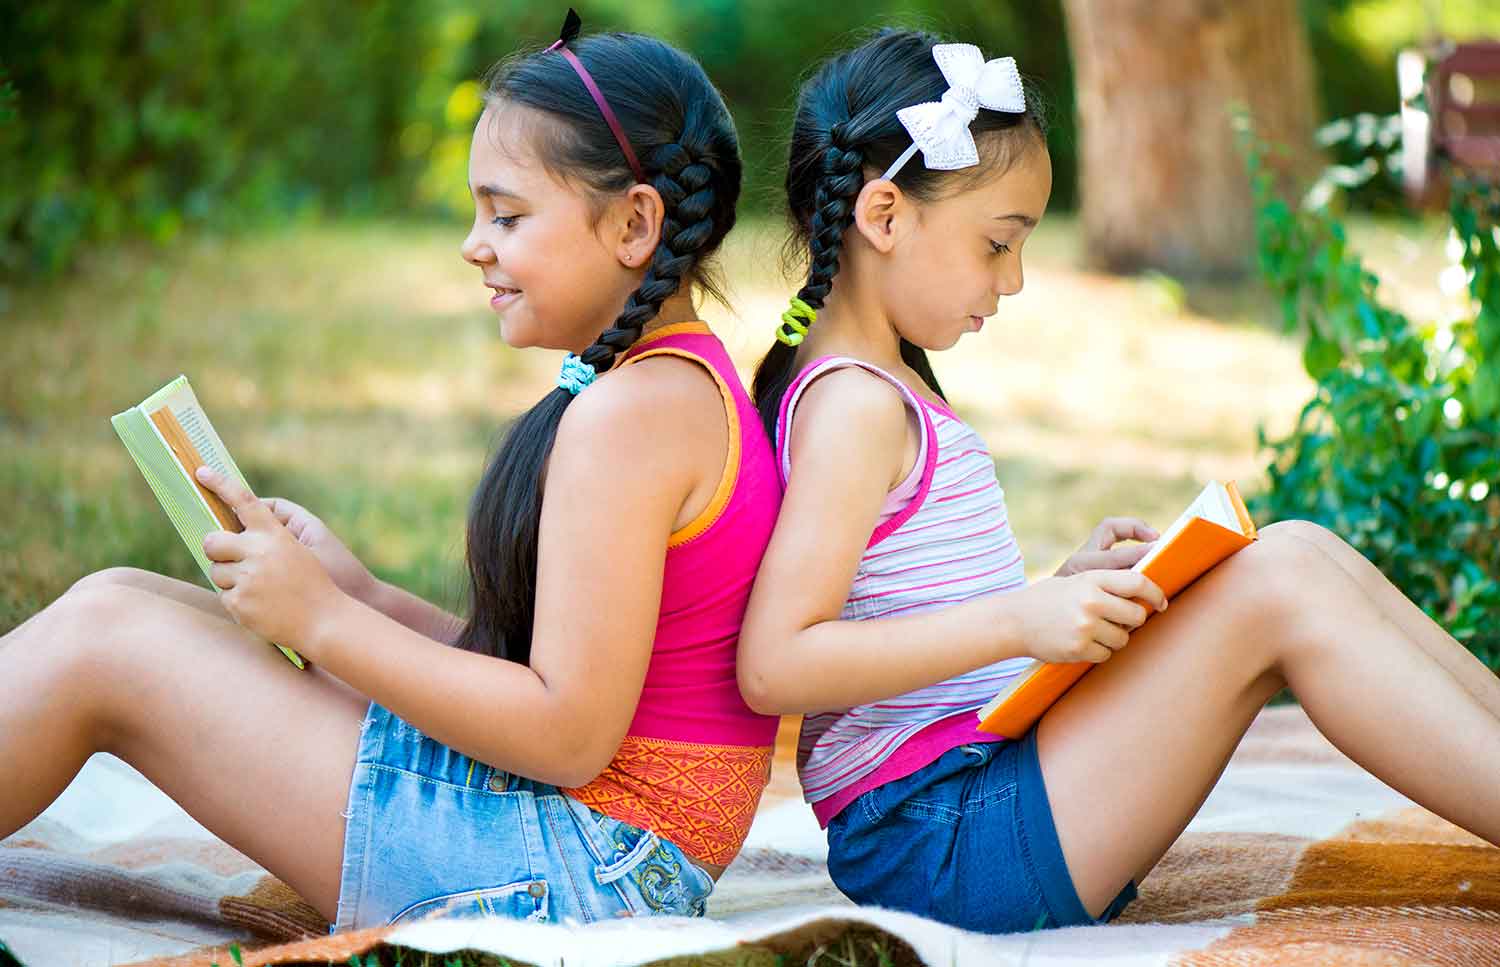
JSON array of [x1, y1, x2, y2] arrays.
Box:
[[1015, 569, 1168, 666], [194, 466, 346, 651], [1054, 517, 1159, 576]]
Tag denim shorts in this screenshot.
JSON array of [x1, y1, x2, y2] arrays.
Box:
[[332, 702, 714, 931], [825, 727, 1136, 934]]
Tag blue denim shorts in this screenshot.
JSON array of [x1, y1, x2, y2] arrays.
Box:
[[825, 727, 1136, 934], [332, 702, 714, 931]]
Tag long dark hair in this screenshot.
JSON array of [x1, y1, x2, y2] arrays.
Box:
[[751, 29, 1047, 442], [454, 31, 742, 663]]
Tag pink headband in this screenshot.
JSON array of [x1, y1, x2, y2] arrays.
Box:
[[548, 9, 646, 184]]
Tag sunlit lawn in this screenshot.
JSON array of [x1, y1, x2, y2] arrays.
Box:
[[0, 212, 1451, 633]]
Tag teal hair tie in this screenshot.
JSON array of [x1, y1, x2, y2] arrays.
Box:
[[558, 353, 597, 395], [778, 297, 817, 347]]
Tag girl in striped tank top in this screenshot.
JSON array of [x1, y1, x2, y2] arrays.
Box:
[[740, 29, 1500, 934]]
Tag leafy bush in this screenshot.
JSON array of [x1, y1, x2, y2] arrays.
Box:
[[1247, 138, 1500, 666]]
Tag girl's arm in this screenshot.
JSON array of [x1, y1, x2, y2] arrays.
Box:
[[737, 369, 1165, 716], [203, 359, 710, 788], [738, 369, 1027, 714], [263, 496, 466, 644], [364, 579, 465, 645], [323, 366, 699, 786]]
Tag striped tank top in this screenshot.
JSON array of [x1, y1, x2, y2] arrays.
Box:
[[564, 322, 782, 866], [775, 356, 1035, 827]]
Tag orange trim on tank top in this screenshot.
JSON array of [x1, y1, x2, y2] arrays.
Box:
[[630, 320, 713, 349], [620, 338, 741, 548]]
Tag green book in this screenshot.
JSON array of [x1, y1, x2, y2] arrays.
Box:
[[111, 375, 307, 669]]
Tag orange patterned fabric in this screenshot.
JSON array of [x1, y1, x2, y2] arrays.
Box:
[[565, 736, 774, 867]]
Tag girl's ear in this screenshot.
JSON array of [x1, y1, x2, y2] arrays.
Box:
[[850, 178, 905, 254], [612, 183, 666, 268]]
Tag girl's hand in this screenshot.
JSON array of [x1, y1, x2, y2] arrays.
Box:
[[1054, 517, 1159, 577], [259, 495, 378, 605], [196, 466, 349, 651], [1013, 570, 1168, 665]]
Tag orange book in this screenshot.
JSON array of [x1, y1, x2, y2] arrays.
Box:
[[976, 480, 1258, 738]]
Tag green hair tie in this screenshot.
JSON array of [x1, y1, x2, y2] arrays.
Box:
[[777, 297, 817, 347]]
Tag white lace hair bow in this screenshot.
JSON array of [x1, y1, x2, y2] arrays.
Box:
[[880, 43, 1026, 182]]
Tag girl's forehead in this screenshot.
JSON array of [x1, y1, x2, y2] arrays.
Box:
[[469, 103, 558, 195], [944, 147, 1052, 221]]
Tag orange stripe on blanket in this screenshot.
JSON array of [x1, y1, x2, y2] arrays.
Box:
[[1174, 806, 1500, 966], [565, 736, 773, 868]]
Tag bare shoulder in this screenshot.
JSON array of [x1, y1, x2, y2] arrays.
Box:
[[553, 351, 724, 471], [791, 364, 909, 452]]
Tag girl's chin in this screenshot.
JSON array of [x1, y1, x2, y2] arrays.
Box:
[[497, 319, 590, 355], [496, 315, 543, 349]]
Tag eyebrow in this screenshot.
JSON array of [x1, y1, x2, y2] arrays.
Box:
[[473, 183, 524, 201], [994, 214, 1037, 228]]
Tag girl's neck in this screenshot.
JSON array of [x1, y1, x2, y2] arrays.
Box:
[[799, 265, 940, 404], [643, 290, 702, 334], [802, 262, 902, 368]]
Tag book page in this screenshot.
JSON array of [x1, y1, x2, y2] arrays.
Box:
[[139, 377, 250, 532], [142, 377, 244, 482], [1134, 481, 1221, 573]]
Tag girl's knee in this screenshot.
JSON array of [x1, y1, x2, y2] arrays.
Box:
[[1259, 519, 1344, 551], [1213, 528, 1332, 634], [69, 566, 157, 596], [41, 584, 155, 673]]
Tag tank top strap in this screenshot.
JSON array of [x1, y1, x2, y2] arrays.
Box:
[[775, 355, 939, 548]]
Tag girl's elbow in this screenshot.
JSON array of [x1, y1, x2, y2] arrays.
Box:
[[738, 661, 792, 716], [544, 740, 613, 789], [572, 725, 628, 787]]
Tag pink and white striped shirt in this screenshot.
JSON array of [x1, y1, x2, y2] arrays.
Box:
[[776, 356, 1034, 827]]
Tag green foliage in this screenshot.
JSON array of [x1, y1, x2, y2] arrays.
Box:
[[1247, 137, 1500, 666], [0, 0, 436, 275], [0, 0, 1078, 281]]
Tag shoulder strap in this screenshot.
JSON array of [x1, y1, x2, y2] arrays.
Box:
[[619, 328, 742, 548], [775, 356, 938, 547]]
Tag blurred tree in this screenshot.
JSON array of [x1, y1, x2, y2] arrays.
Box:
[[1063, 0, 1321, 278]]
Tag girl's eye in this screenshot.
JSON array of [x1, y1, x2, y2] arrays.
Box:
[[492, 215, 520, 229], [990, 240, 1011, 255]]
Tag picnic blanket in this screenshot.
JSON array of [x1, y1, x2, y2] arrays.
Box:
[[3, 705, 1499, 966]]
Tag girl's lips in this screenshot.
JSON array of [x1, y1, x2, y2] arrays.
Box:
[[970, 315, 985, 332], [490, 289, 521, 311]]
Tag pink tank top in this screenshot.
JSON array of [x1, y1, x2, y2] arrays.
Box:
[[563, 322, 782, 866]]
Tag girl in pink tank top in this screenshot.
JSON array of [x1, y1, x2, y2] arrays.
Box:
[[1, 15, 779, 935], [566, 321, 782, 868]]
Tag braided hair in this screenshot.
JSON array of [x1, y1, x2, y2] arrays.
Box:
[[455, 32, 741, 664], [751, 29, 1046, 442]]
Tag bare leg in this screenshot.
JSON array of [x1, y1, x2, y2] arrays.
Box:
[[1036, 520, 1500, 918], [72, 566, 231, 619], [51, 568, 369, 707], [0, 582, 368, 920], [1286, 522, 1500, 717]]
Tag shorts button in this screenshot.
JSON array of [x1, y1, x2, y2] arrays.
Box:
[[528, 882, 547, 898], [488, 775, 506, 792]]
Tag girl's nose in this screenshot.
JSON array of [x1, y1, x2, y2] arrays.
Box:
[[997, 260, 1024, 297], [461, 228, 494, 267]]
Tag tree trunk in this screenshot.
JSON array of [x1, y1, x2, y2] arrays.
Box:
[[1062, 0, 1320, 278]]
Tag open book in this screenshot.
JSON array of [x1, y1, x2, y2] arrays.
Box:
[[111, 376, 307, 669], [976, 480, 1257, 737]]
